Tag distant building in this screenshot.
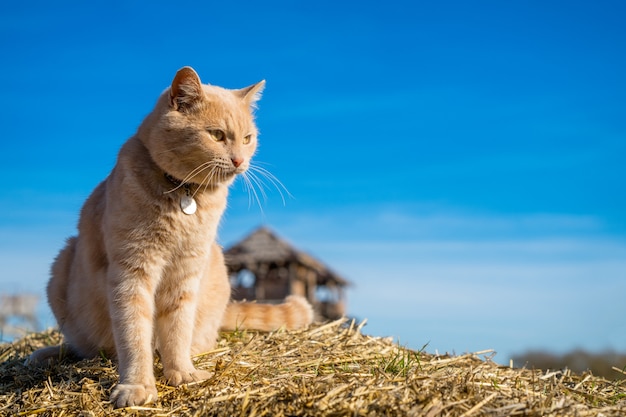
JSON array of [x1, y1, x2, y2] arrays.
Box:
[[0, 293, 39, 337], [224, 227, 350, 321]]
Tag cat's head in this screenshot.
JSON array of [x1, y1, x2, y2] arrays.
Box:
[[144, 67, 264, 188]]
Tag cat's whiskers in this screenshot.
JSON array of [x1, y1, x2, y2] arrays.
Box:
[[236, 162, 291, 212], [247, 164, 292, 206], [241, 174, 254, 209], [249, 165, 292, 197], [163, 161, 214, 194], [179, 162, 215, 185], [241, 172, 265, 214], [194, 164, 220, 199], [244, 171, 269, 202], [166, 159, 289, 211]]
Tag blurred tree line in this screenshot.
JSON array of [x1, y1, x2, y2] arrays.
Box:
[[513, 349, 626, 380]]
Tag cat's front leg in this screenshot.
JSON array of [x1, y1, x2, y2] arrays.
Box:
[[107, 264, 159, 408], [155, 273, 211, 386]]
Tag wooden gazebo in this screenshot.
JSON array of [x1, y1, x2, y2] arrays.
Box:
[[224, 227, 350, 320]]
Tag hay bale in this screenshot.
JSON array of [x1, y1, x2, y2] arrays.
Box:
[[1, 319, 625, 416]]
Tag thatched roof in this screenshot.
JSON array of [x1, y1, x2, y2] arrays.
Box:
[[224, 227, 350, 287]]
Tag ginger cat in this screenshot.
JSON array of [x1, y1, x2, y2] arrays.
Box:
[[28, 67, 313, 408]]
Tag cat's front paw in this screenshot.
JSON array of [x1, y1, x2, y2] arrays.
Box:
[[110, 383, 158, 408], [164, 368, 211, 386]]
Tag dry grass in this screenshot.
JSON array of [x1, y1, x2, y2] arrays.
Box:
[[1, 318, 625, 416]]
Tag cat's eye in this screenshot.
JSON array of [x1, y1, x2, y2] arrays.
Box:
[[210, 130, 225, 142], [243, 134, 253, 145]]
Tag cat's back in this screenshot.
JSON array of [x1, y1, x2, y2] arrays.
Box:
[[76, 177, 109, 270]]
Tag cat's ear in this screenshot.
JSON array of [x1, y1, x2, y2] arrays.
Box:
[[236, 80, 265, 109], [170, 67, 203, 111]]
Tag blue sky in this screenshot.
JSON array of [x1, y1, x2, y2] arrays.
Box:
[[1, 1, 625, 364]]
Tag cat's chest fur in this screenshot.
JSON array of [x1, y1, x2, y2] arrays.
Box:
[[159, 189, 227, 257], [98, 138, 228, 268]]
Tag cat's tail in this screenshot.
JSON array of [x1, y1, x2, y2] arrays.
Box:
[[26, 344, 74, 366], [220, 295, 314, 331]]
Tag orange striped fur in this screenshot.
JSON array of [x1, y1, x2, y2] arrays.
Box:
[[221, 295, 314, 332], [28, 67, 313, 408]]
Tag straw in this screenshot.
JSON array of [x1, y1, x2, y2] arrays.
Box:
[[2, 319, 625, 416]]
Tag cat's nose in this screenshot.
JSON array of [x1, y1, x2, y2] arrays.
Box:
[[231, 157, 244, 167]]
